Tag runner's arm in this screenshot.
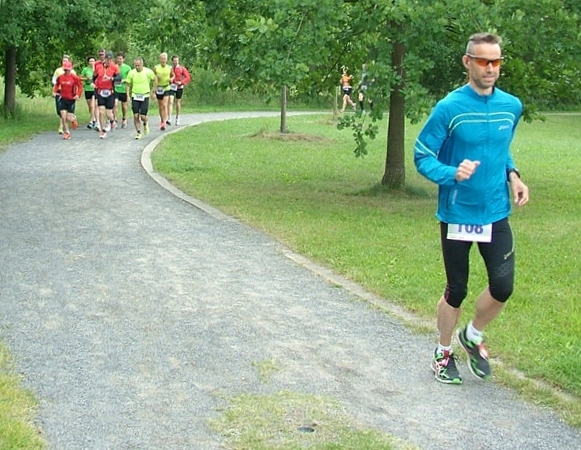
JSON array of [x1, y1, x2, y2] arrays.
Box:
[[181, 67, 191, 86]]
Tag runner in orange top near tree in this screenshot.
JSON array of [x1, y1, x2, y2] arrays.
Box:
[[339, 67, 356, 113]]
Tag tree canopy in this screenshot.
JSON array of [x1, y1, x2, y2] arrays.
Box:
[[2, 0, 580, 186]]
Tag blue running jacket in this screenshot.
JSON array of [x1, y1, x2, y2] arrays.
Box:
[[414, 84, 522, 225]]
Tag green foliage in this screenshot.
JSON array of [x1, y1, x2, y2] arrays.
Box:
[[337, 112, 380, 157]]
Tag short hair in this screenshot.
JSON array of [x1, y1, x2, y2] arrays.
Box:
[[172, 55, 179, 60], [160, 52, 168, 58], [134, 57, 144, 64], [116, 52, 125, 58], [87, 56, 96, 62], [62, 54, 71, 61], [466, 33, 502, 54]]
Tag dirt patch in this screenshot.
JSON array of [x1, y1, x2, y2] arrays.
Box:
[[248, 129, 331, 143]]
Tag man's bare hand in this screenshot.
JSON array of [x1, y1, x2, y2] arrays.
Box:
[[510, 176, 529, 207], [455, 159, 481, 181]]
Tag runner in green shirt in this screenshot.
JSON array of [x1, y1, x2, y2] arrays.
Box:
[[80, 56, 97, 128], [114, 52, 133, 128], [126, 57, 156, 139]]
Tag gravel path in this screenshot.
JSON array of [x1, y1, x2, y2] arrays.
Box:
[[1, 112, 579, 450]]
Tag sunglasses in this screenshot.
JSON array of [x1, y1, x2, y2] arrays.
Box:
[[466, 54, 503, 68]]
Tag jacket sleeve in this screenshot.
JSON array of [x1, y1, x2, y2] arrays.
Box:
[[505, 102, 523, 171], [414, 102, 458, 186]]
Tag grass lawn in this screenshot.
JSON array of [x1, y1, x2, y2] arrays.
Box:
[[152, 112, 581, 426]]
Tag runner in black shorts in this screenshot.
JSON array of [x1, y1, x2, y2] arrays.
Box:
[[126, 57, 156, 139], [414, 32, 530, 385], [92, 51, 120, 139]]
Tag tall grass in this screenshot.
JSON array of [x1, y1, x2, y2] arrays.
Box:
[[153, 113, 581, 423]]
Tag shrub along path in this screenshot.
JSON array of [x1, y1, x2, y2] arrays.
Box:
[[1, 112, 579, 449]]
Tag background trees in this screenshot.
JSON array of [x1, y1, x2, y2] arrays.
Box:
[[2, 0, 580, 187]]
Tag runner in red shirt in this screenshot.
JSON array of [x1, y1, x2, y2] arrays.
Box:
[[52, 61, 83, 140], [168, 55, 191, 126], [92, 51, 120, 139]]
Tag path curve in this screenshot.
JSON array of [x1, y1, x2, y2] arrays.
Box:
[[0, 112, 579, 450]]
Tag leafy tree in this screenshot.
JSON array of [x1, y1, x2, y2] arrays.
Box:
[[0, 0, 144, 117], [340, 0, 581, 188], [202, 0, 349, 132]]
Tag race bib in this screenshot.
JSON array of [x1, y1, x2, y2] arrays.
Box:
[[170, 83, 178, 91], [134, 94, 145, 101], [156, 87, 165, 95], [100, 89, 111, 97], [447, 224, 492, 243]]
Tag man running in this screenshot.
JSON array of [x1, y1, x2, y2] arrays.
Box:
[[52, 55, 78, 134], [92, 51, 120, 139], [92, 48, 107, 131], [52, 61, 83, 140], [153, 52, 172, 130], [168, 55, 191, 126], [80, 56, 97, 129], [125, 57, 156, 140], [114, 52, 132, 129], [414, 33, 529, 385]]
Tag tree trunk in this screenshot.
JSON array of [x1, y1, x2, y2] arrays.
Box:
[[3, 45, 17, 118], [280, 85, 288, 133], [381, 39, 406, 188]]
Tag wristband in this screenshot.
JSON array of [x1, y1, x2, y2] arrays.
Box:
[[507, 168, 521, 181]]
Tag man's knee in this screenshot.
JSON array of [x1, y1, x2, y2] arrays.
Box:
[[490, 279, 513, 303], [444, 285, 468, 308]]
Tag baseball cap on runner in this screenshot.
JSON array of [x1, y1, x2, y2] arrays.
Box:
[[63, 61, 73, 70], [105, 51, 114, 59], [98, 48, 106, 54]]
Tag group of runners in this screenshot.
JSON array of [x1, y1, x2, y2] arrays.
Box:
[[52, 50, 191, 140]]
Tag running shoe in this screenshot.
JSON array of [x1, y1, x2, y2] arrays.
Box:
[[94, 122, 101, 132], [87, 122, 94, 129], [166, 120, 171, 126], [457, 327, 491, 380], [112, 119, 118, 129], [175, 117, 180, 126], [135, 132, 142, 140], [99, 131, 107, 139], [144, 123, 150, 135], [122, 118, 127, 129], [63, 132, 71, 140], [430, 349, 462, 385], [105, 122, 111, 132]]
